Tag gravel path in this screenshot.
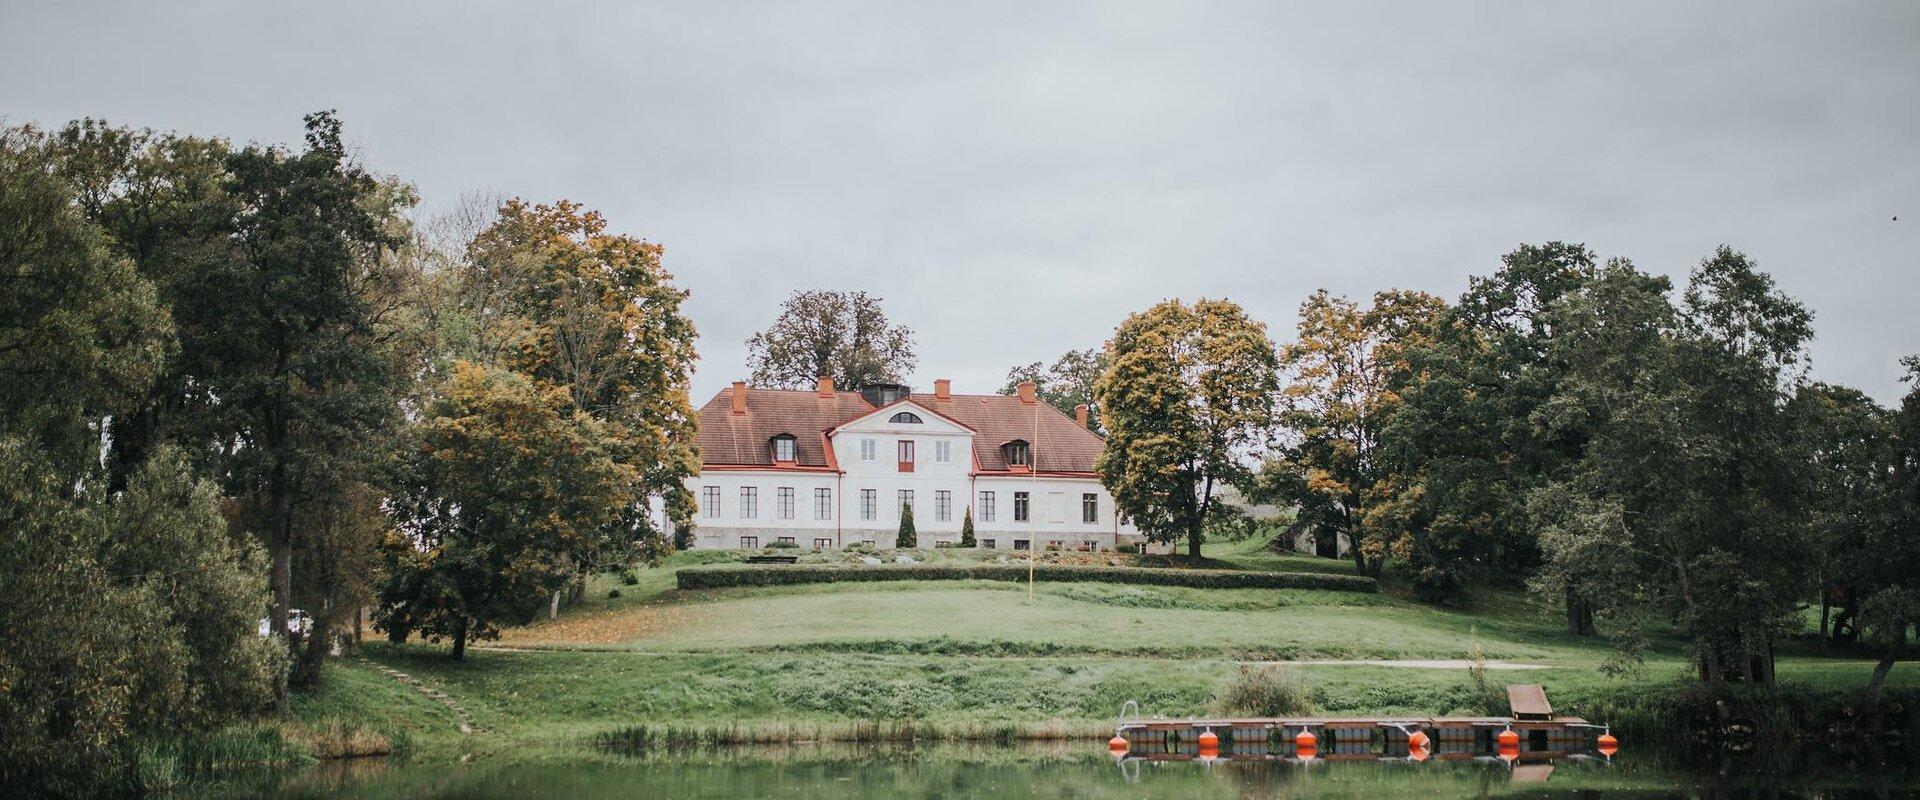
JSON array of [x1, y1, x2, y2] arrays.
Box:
[[1248, 659, 1548, 670]]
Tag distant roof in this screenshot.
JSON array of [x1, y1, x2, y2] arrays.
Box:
[[692, 386, 1104, 474]]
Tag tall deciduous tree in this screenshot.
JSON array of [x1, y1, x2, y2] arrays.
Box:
[[746, 290, 916, 390], [1003, 347, 1108, 433], [211, 112, 412, 687], [379, 363, 635, 659], [1860, 356, 1920, 705], [1263, 289, 1446, 578], [1789, 382, 1894, 652], [1096, 298, 1277, 559], [466, 199, 700, 568], [1531, 249, 1814, 683], [1374, 243, 1599, 609]]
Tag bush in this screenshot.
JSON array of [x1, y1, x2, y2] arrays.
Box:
[[764, 540, 800, 549], [1213, 664, 1317, 716], [959, 508, 976, 548], [675, 563, 1378, 592], [619, 570, 640, 586], [897, 503, 917, 548], [1116, 544, 1139, 554], [608, 588, 622, 599]]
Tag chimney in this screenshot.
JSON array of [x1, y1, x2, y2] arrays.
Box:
[[1017, 380, 1037, 404], [816, 376, 835, 398], [731, 381, 748, 414], [934, 379, 951, 401], [1075, 404, 1089, 429]]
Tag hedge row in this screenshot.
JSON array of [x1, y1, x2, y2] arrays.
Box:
[[674, 563, 1377, 592]]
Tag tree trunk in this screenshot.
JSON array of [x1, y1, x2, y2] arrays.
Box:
[[1864, 623, 1906, 708], [291, 613, 331, 690], [550, 590, 561, 620], [1818, 591, 1831, 656], [452, 618, 469, 660], [1564, 592, 1596, 636]]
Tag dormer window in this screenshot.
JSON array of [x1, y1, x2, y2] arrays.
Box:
[[889, 411, 923, 424], [770, 434, 797, 463], [1003, 439, 1031, 469]]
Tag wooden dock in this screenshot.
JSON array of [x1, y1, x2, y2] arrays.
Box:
[[1111, 686, 1612, 761]]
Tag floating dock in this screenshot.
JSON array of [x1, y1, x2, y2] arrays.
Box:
[[1110, 685, 1615, 762]]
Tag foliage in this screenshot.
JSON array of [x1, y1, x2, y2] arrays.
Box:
[[1212, 664, 1317, 716], [1002, 347, 1108, 432], [675, 563, 1379, 592], [746, 290, 916, 390], [1263, 288, 1447, 579], [1529, 249, 1815, 683], [897, 502, 917, 548], [1096, 299, 1278, 558], [378, 363, 637, 658], [1859, 356, 1920, 704], [1371, 243, 1598, 605], [959, 507, 977, 548], [466, 198, 701, 558]]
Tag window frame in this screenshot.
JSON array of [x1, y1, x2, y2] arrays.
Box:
[[1014, 491, 1030, 522], [739, 486, 758, 519], [888, 411, 923, 424], [814, 487, 833, 520], [702, 486, 721, 518], [772, 435, 796, 463], [934, 440, 951, 463], [860, 489, 877, 521], [860, 438, 876, 461], [897, 489, 914, 519], [935, 490, 951, 522], [777, 487, 795, 519], [897, 439, 915, 473], [1082, 493, 1098, 524], [978, 491, 996, 522], [740, 535, 759, 549]]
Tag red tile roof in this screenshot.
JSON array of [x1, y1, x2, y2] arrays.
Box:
[[693, 386, 1105, 474]]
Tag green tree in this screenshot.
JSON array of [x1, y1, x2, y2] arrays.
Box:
[[1003, 347, 1108, 432], [1263, 289, 1447, 578], [1373, 243, 1599, 609], [746, 290, 916, 390], [897, 501, 917, 548], [1788, 382, 1895, 652], [1859, 356, 1920, 706], [466, 199, 700, 570], [959, 507, 977, 547], [378, 363, 636, 659], [1531, 249, 1814, 683], [1095, 298, 1278, 560]]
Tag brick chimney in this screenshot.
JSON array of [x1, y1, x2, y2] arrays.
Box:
[[934, 378, 951, 400], [731, 381, 748, 414], [816, 376, 834, 397], [1016, 380, 1037, 404], [1075, 404, 1089, 429]]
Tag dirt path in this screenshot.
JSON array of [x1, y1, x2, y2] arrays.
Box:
[[357, 656, 478, 734]]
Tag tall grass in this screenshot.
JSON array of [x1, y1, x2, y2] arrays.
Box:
[[1211, 664, 1318, 717], [594, 718, 1110, 754]]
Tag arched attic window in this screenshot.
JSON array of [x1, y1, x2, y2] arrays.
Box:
[[769, 433, 797, 463], [1002, 439, 1031, 468], [889, 411, 923, 424]]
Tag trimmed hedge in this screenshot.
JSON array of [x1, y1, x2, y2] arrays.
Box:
[[674, 563, 1377, 592]]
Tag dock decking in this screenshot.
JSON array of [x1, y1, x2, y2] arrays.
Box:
[[1114, 715, 1605, 761]]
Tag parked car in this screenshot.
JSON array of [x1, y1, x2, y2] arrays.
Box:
[[257, 608, 313, 638]]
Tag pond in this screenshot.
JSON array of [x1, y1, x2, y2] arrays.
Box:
[[198, 742, 1920, 799]]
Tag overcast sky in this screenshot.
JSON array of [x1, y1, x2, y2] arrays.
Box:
[[4, 2, 1915, 402]]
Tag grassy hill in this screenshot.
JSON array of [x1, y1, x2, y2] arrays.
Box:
[[297, 538, 1916, 761]]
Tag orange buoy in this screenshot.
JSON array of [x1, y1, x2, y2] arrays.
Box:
[[1597, 732, 1619, 757], [1408, 741, 1430, 762], [1407, 729, 1430, 750], [1108, 735, 1129, 755], [1498, 743, 1520, 763], [1497, 728, 1520, 748], [1294, 728, 1318, 759], [1197, 729, 1220, 749]]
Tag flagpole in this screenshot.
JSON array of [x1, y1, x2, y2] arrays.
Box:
[[1029, 386, 1039, 601]]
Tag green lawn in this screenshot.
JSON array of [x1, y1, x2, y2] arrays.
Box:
[[295, 538, 1918, 760]]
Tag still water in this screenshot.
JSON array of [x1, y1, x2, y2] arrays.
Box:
[[205, 743, 1918, 799]]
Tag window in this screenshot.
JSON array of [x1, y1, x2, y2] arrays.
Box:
[[897, 440, 915, 473], [739, 487, 758, 519], [1013, 539, 1030, 551], [860, 439, 876, 461], [814, 488, 833, 520], [979, 491, 996, 522], [860, 489, 877, 520], [981, 539, 997, 549], [740, 535, 759, 549], [897, 489, 914, 519], [1082, 493, 1099, 524], [1004, 440, 1031, 468], [889, 411, 923, 424], [776, 536, 795, 546], [1014, 491, 1030, 522], [935, 490, 952, 522], [771, 435, 796, 462], [813, 537, 833, 549], [777, 487, 795, 519], [860, 539, 875, 548], [1078, 541, 1098, 552], [934, 440, 951, 463], [702, 486, 721, 518]]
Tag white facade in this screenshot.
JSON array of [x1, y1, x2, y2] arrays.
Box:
[[689, 399, 1139, 550]]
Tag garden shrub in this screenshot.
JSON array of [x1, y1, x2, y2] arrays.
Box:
[[675, 563, 1377, 592], [1213, 664, 1317, 716]]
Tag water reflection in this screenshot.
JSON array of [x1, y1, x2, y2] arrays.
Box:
[[196, 740, 1920, 799]]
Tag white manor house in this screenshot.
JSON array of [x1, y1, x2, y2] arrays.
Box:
[[686, 377, 1144, 551]]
